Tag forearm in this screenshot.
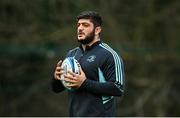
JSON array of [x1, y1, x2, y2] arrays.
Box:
[[51, 77, 65, 93], [80, 79, 124, 96]]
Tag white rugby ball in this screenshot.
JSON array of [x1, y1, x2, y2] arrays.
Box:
[[60, 57, 80, 90]]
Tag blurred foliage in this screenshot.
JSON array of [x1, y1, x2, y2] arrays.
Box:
[[0, 0, 180, 116]]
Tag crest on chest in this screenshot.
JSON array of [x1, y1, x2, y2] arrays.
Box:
[[86, 55, 96, 62]]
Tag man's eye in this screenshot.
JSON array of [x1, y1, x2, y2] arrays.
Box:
[[83, 24, 89, 27]]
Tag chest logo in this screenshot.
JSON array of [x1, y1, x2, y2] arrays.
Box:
[[87, 55, 96, 62]]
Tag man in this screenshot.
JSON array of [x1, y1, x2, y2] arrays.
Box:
[[51, 11, 125, 117]]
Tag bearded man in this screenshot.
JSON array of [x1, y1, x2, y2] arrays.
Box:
[[52, 11, 125, 117]]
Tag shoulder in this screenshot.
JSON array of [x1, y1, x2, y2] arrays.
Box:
[[98, 42, 123, 64], [69, 47, 80, 53], [99, 43, 119, 57], [66, 47, 80, 57]]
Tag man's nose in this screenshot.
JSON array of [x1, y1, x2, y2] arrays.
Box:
[[78, 24, 84, 31]]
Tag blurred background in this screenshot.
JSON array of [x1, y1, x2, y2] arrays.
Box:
[[0, 0, 180, 116]]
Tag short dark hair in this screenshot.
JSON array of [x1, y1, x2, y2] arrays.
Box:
[[77, 11, 102, 27]]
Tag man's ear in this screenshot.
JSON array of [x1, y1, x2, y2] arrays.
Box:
[[95, 26, 102, 35]]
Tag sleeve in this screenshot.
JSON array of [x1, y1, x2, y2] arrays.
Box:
[[80, 52, 125, 96], [51, 77, 66, 93]]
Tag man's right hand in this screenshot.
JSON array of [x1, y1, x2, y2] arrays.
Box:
[[54, 60, 63, 80]]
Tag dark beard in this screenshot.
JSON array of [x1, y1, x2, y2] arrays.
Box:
[[78, 29, 95, 45]]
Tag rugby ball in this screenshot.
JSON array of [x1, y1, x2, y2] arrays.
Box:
[[60, 57, 80, 90]]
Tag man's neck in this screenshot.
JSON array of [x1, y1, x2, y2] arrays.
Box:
[[82, 37, 100, 51]]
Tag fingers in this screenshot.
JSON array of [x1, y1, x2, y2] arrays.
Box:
[[56, 66, 63, 71], [54, 73, 61, 80], [57, 60, 62, 67], [64, 74, 76, 83], [64, 74, 76, 80], [66, 83, 77, 87], [68, 71, 78, 77], [56, 70, 63, 76], [54, 61, 63, 80], [55, 75, 61, 80]]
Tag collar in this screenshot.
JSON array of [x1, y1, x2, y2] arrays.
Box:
[[79, 40, 101, 52]]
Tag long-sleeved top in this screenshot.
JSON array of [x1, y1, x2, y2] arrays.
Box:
[[51, 41, 125, 117]]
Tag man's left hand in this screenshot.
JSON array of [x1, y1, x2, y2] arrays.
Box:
[[64, 65, 86, 88]]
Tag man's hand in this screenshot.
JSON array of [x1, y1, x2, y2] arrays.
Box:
[[64, 64, 86, 88], [54, 60, 63, 80]]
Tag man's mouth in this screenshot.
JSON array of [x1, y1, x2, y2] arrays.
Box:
[[78, 32, 85, 37], [78, 32, 84, 35]]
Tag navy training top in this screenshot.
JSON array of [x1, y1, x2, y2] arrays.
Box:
[[51, 41, 125, 116]]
